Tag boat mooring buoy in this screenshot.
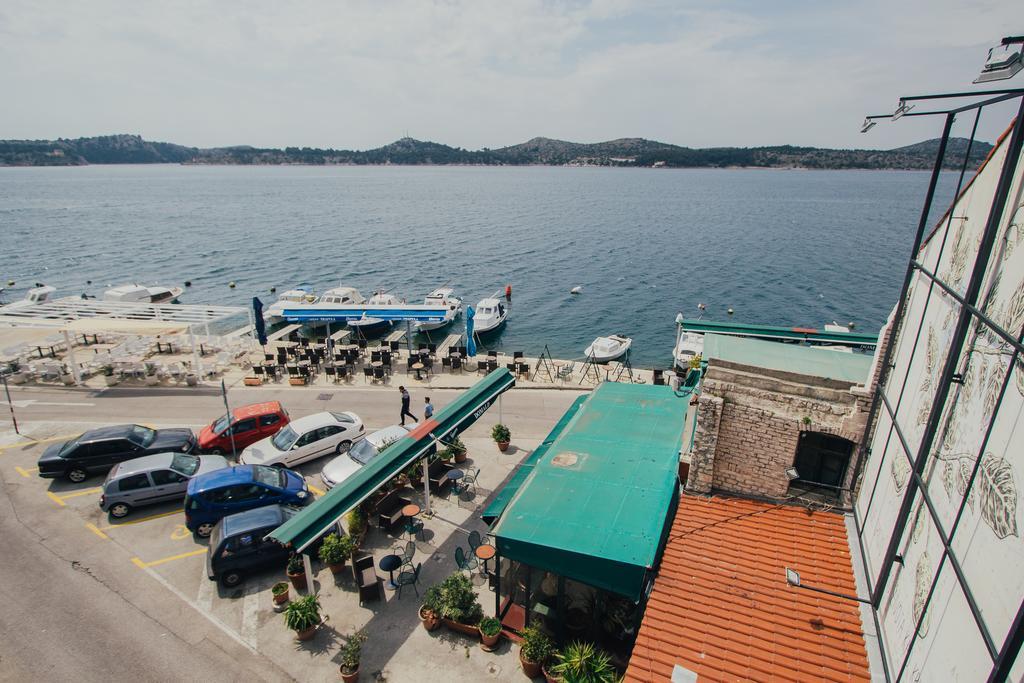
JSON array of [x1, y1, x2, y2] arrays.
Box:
[[270, 286, 277, 293], [570, 286, 582, 295], [7, 280, 14, 286], [184, 280, 192, 287], [727, 307, 734, 315], [228, 281, 236, 289], [86, 280, 92, 285]]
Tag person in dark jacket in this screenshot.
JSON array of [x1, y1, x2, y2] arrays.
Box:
[[399, 386, 418, 426]]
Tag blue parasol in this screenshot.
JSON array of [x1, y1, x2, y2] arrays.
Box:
[[465, 305, 477, 357], [252, 297, 268, 346]]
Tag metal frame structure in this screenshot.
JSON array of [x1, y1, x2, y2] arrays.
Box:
[[852, 85, 1024, 682], [0, 296, 245, 326]]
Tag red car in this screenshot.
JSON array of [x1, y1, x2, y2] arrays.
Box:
[[198, 402, 289, 455]]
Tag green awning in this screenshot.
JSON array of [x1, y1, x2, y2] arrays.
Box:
[[269, 368, 516, 552], [492, 382, 688, 601], [482, 394, 587, 525]]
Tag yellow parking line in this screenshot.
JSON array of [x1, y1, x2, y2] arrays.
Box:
[[14, 466, 37, 478], [58, 487, 102, 500], [309, 484, 325, 496], [85, 522, 110, 540], [98, 509, 182, 531], [131, 548, 205, 569], [0, 433, 81, 453], [47, 491, 66, 507]]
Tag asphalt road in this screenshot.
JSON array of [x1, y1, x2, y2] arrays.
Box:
[[0, 382, 582, 681]]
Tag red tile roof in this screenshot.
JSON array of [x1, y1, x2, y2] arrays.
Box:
[[626, 494, 871, 683]]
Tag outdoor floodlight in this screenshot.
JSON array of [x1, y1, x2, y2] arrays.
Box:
[[786, 467, 800, 481], [974, 37, 1024, 84], [860, 117, 877, 133], [784, 566, 871, 603], [892, 100, 915, 121], [785, 567, 801, 587]]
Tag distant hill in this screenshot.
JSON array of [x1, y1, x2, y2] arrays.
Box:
[[0, 133, 993, 170]]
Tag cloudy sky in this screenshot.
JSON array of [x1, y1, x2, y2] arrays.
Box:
[[0, 1, 1017, 150]]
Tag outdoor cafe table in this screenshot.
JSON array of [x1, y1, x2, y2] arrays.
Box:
[[446, 468, 464, 493], [412, 362, 425, 380], [379, 554, 403, 590], [475, 544, 496, 575]]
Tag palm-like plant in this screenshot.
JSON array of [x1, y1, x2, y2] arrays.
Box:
[[283, 594, 321, 632], [549, 641, 616, 683]]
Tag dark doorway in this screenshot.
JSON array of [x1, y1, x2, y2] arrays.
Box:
[[793, 431, 854, 489]]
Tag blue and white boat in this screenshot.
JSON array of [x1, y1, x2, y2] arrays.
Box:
[[416, 287, 463, 332]]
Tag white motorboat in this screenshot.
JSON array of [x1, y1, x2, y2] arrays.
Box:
[[416, 287, 462, 332], [0, 285, 56, 311], [348, 291, 400, 336], [585, 334, 632, 363], [318, 286, 366, 306], [472, 296, 508, 334], [103, 283, 184, 305], [673, 331, 705, 369], [264, 287, 319, 324]]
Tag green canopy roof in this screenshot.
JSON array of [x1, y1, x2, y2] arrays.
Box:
[[703, 333, 873, 384], [269, 369, 516, 552], [482, 394, 587, 525], [491, 382, 688, 601]]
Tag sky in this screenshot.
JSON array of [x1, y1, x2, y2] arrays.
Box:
[[0, 0, 1018, 151]]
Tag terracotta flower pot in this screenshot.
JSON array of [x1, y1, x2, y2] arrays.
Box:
[[497, 441, 510, 452], [419, 606, 441, 631], [295, 625, 317, 642], [328, 562, 347, 576], [442, 617, 479, 636], [454, 449, 468, 464], [272, 588, 290, 606], [479, 627, 501, 651], [287, 569, 307, 591], [520, 651, 542, 679], [340, 665, 359, 682], [542, 664, 561, 683]]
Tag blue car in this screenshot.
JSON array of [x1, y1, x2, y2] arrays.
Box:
[[184, 464, 311, 538]]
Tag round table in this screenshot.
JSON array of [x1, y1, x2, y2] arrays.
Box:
[[371, 361, 383, 368], [379, 554, 403, 590], [475, 544, 496, 575], [401, 503, 421, 517], [412, 362, 425, 380], [446, 469, 464, 481]]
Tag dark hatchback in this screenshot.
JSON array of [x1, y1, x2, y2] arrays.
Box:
[[206, 504, 298, 587], [37, 424, 197, 483]]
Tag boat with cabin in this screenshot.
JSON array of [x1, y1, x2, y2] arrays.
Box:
[[0, 285, 56, 312], [348, 291, 401, 336], [585, 334, 632, 363], [416, 287, 462, 332], [264, 286, 319, 324], [103, 283, 184, 305], [473, 296, 508, 334]]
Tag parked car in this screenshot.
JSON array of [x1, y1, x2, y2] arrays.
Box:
[[238, 411, 364, 469], [198, 401, 290, 455], [37, 424, 197, 483], [206, 505, 298, 587], [321, 424, 410, 489], [184, 464, 311, 538], [100, 452, 229, 519]]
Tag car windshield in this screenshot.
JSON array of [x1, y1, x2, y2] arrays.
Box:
[[169, 453, 201, 476], [271, 425, 298, 451], [127, 425, 156, 447], [253, 464, 285, 488], [211, 415, 230, 435], [58, 437, 81, 456], [349, 438, 379, 465]]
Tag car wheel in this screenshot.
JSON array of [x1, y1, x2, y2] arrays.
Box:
[[335, 440, 352, 455], [67, 467, 88, 483], [220, 570, 244, 588], [195, 523, 215, 538], [209, 447, 224, 455], [108, 502, 131, 519]]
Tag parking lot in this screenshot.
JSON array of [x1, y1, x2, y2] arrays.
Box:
[[0, 385, 582, 681]]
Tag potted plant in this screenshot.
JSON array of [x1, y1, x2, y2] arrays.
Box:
[[286, 554, 308, 591], [283, 593, 323, 642], [435, 572, 483, 635], [491, 424, 511, 452], [101, 364, 119, 386], [346, 507, 367, 549], [547, 641, 616, 683], [478, 616, 502, 651], [405, 461, 424, 488], [318, 533, 356, 575], [243, 375, 262, 386], [448, 436, 468, 464], [339, 630, 367, 683], [519, 625, 555, 679], [185, 372, 198, 387], [271, 581, 290, 609], [419, 585, 443, 631]]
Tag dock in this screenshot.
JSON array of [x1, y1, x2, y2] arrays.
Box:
[[267, 324, 302, 342], [436, 333, 463, 356], [384, 328, 406, 345]]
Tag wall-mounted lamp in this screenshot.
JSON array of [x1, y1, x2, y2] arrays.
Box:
[[860, 118, 877, 133], [786, 467, 800, 481], [784, 567, 871, 604], [892, 100, 915, 121], [974, 36, 1024, 84]]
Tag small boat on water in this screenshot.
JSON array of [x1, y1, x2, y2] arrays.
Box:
[[416, 287, 462, 332], [103, 283, 184, 305], [318, 286, 365, 306], [348, 291, 400, 336], [674, 331, 705, 369], [585, 334, 632, 363], [473, 296, 508, 334], [0, 285, 56, 311], [264, 286, 318, 324]]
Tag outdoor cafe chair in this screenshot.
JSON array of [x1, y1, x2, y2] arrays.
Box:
[[371, 350, 381, 363], [363, 367, 374, 383], [428, 343, 437, 355], [253, 366, 266, 380], [652, 369, 665, 385], [395, 563, 421, 599], [373, 366, 385, 382], [441, 357, 451, 372], [325, 366, 336, 381], [467, 529, 483, 552], [513, 351, 524, 360], [454, 547, 479, 575], [390, 341, 401, 353], [405, 517, 424, 541], [393, 540, 416, 571], [451, 356, 462, 371], [338, 365, 350, 382], [461, 468, 481, 498]]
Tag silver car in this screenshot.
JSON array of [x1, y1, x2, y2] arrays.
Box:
[[100, 452, 229, 518]]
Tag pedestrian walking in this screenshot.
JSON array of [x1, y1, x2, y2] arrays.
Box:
[[424, 396, 434, 419], [399, 386, 418, 425]]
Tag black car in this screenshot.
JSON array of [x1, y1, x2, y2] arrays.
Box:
[[37, 424, 197, 483], [206, 504, 298, 587]]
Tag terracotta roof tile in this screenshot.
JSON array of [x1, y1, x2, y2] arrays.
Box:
[[625, 493, 871, 683]]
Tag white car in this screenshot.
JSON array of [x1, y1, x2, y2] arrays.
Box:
[[239, 412, 364, 469], [320, 424, 410, 489]]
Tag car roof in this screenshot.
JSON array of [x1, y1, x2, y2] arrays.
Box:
[[368, 424, 411, 447], [79, 424, 140, 443], [221, 504, 289, 537], [190, 464, 262, 492], [110, 452, 179, 477], [233, 401, 284, 421], [287, 411, 343, 431]]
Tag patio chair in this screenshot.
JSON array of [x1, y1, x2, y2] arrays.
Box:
[[325, 366, 336, 382], [373, 366, 385, 382], [513, 351, 524, 360], [395, 563, 421, 599], [370, 350, 381, 363], [337, 366, 349, 382], [393, 540, 416, 571], [390, 341, 401, 353], [652, 369, 665, 386], [451, 356, 462, 371], [405, 516, 424, 541], [467, 529, 482, 552], [352, 553, 383, 604], [363, 367, 374, 383], [461, 468, 481, 498], [441, 357, 451, 372], [455, 547, 479, 575], [556, 362, 575, 381], [427, 343, 437, 355]]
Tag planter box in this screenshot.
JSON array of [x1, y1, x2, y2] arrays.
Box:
[[442, 618, 480, 637], [289, 377, 307, 386], [243, 376, 263, 386]]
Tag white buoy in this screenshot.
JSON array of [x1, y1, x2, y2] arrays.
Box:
[[570, 286, 582, 295]]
